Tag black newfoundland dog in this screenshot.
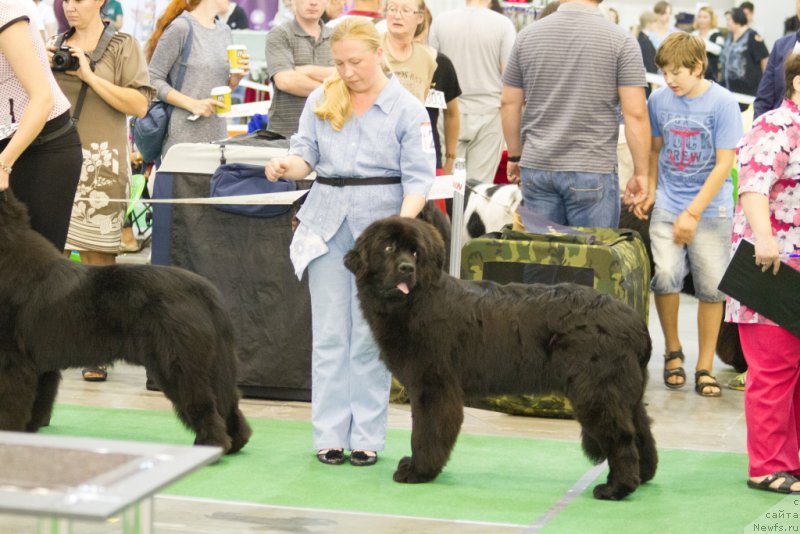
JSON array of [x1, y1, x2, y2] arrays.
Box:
[[345, 217, 657, 500], [0, 192, 251, 454]]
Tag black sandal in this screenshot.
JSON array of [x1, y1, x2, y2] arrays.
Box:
[[694, 370, 722, 397], [748, 471, 800, 494], [663, 350, 686, 389], [350, 450, 378, 467], [317, 448, 345, 465]]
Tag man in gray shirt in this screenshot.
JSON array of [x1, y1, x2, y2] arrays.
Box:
[[501, 0, 650, 228], [265, 0, 334, 138], [429, 0, 516, 183]]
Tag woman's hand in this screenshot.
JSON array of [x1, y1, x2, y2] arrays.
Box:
[[265, 157, 289, 182], [187, 98, 225, 117], [753, 235, 781, 274], [672, 211, 697, 246], [441, 158, 454, 176], [229, 53, 251, 87], [62, 45, 95, 83], [0, 165, 9, 191]]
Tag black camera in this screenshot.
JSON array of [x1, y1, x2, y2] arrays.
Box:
[[51, 46, 80, 72]]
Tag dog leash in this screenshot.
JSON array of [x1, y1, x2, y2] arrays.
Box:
[[73, 190, 308, 206], [74, 175, 459, 205]]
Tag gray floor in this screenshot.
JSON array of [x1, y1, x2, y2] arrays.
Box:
[[0, 248, 747, 532]]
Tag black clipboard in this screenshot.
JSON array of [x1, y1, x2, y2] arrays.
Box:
[[718, 240, 800, 337]]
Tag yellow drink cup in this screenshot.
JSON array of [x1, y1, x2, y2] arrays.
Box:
[[227, 45, 247, 74], [211, 86, 232, 114]]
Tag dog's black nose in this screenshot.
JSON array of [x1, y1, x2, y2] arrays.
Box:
[[398, 262, 415, 275]]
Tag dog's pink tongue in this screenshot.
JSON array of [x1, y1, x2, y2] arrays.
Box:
[[396, 282, 409, 295]]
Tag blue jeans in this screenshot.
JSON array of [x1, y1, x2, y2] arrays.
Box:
[[307, 221, 391, 452], [649, 208, 732, 302], [520, 167, 620, 227]]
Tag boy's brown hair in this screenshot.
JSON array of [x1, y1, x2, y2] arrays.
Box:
[[785, 54, 800, 99], [655, 32, 707, 77]]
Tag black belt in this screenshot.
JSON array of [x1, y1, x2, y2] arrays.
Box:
[[316, 176, 401, 187]]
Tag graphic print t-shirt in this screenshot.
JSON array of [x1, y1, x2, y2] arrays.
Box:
[[648, 82, 743, 218]]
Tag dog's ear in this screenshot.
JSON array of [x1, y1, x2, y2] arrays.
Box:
[[344, 246, 367, 278], [416, 220, 446, 283]]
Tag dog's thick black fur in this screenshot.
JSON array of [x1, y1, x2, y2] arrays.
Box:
[[0, 192, 251, 453], [345, 216, 657, 500]]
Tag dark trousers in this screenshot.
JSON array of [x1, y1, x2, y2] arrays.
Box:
[[2, 112, 82, 251]]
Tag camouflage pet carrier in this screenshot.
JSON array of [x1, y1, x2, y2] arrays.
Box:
[[459, 222, 650, 418]]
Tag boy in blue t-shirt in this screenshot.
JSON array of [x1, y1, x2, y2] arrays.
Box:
[[635, 32, 743, 397]]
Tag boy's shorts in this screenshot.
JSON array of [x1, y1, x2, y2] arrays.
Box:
[[649, 208, 732, 302]]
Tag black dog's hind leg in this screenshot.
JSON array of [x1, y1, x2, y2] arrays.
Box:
[[156, 370, 232, 453], [211, 341, 251, 454], [225, 406, 252, 454], [634, 401, 658, 484], [0, 359, 38, 431], [574, 402, 641, 500], [26, 371, 62, 431], [395, 383, 464, 483]]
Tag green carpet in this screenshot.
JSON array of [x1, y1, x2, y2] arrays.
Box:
[[41, 404, 784, 531]]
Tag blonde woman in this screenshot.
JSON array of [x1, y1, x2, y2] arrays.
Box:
[[266, 18, 435, 467], [382, 0, 435, 103], [693, 6, 724, 81], [648, 0, 678, 49]]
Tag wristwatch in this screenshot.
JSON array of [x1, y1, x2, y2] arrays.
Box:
[[507, 155, 521, 163]]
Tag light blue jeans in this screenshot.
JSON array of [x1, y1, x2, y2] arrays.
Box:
[[520, 167, 620, 227], [649, 208, 732, 302], [307, 221, 391, 452]]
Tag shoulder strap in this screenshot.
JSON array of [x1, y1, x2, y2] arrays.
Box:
[[57, 22, 118, 123], [171, 16, 194, 92]]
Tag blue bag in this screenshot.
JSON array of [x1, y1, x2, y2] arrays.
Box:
[[132, 101, 172, 163], [132, 18, 193, 163], [209, 163, 297, 218]]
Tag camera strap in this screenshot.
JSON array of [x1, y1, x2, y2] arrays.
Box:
[[54, 21, 117, 123]]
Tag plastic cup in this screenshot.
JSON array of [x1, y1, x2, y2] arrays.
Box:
[[211, 86, 232, 114], [227, 44, 247, 74]]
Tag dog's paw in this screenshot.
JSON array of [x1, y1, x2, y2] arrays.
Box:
[[195, 435, 232, 454], [393, 456, 438, 484], [592, 482, 635, 500], [393, 456, 414, 483]]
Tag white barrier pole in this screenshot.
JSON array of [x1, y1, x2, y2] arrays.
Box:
[[448, 158, 466, 277]]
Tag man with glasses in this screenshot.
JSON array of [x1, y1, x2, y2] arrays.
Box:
[[428, 0, 515, 183]]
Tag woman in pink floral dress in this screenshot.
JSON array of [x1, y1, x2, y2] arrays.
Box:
[[727, 54, 800, 494]]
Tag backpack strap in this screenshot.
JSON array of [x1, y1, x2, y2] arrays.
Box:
[[170, 16, 194, 93]]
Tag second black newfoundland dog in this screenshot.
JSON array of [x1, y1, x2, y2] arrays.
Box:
[[0, 192, 250, 454], [345, 217, 657, 500]]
